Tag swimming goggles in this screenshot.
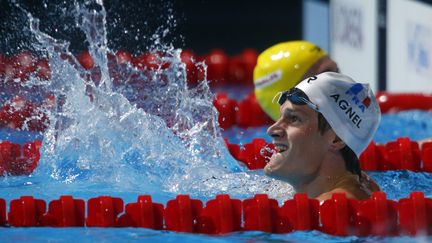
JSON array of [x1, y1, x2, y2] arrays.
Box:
[[275, 88, 319, 112]]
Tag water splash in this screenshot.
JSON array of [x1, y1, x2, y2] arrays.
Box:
[[3, 0, 294, 200]]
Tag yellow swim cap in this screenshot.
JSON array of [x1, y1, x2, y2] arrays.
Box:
[[253, 41, 327, 121]]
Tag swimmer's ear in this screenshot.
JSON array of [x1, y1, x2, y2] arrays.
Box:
[[330, 136, 346, 151]]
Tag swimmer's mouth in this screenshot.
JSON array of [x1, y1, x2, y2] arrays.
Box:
[[274, 144, 288, 153]]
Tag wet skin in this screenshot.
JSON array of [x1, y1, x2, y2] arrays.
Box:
[[265, 100, 380, 201], [265, 101, 334, 185]]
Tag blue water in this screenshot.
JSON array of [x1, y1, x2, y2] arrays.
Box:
[[1, 107, 432, 243], [1, 1, 432, 242], [1, 227, 426, 243]]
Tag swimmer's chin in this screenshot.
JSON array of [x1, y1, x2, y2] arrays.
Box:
[[265, 152, 284, 173], [264, 162, 276, 176], [264, 153, 287, 177]]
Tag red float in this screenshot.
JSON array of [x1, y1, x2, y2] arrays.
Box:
[[86, 196, 124, 227], [0, 198, 5, 226], [239, 48, 258, 84], [12, 51, 37, 81], [164, 195, 203, 232], [213, 92, 237, 129], [243, 194, 281, 233], [8, 196, 46, 227], [115, 50, 133, 64], [197, 194, 242, 234], [132, 51, 170, 71], [421, 142, 432, 172], [320, 193, 353, 236], [204, 49, 229, 85], [386, 137, 421, 171], [351, 192, 398, 236], [40, 196, 85, 227], [77, 50, 95, 70], [117, 195, 164, 229], [180, 49, 198, 86], [377, 92, 432, 113], [398, 192, 432, 235], [35, 58, 52, 80], [279, 193, 320, 232]]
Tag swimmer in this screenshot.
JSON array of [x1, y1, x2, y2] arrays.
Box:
[[254, 40, 338, 121], [265, 72, 381, 201], [253, 41, 430, 188]]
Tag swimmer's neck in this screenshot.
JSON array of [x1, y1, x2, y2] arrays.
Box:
[[291, 153, 354, 199]]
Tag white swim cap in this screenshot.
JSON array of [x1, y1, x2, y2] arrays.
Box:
[[295, 72, 381, 157]]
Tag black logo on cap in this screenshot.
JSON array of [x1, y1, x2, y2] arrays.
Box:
[[307, 76, 317, 83]]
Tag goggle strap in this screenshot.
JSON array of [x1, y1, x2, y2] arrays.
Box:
[[272, 91, 283, 104]]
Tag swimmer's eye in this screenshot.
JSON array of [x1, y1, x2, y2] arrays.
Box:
[[286, 114, 300, 123]]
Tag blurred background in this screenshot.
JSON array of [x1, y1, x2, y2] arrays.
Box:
[[1, 0, 432, 92], [0, 0, 303, 55]]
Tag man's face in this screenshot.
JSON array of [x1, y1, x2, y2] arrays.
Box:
[[265, 99, 335, 184]]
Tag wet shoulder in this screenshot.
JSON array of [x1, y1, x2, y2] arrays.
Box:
[[316, 174, 378, 202]]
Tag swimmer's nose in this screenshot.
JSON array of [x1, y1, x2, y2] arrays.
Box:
[[267, 122, 285, 139]]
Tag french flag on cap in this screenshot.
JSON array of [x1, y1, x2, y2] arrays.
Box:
[[345, 83, 371, 111]]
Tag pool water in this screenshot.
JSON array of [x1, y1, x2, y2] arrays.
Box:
[[1, 1, 432, 242], [2, 110, 432, 241]]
